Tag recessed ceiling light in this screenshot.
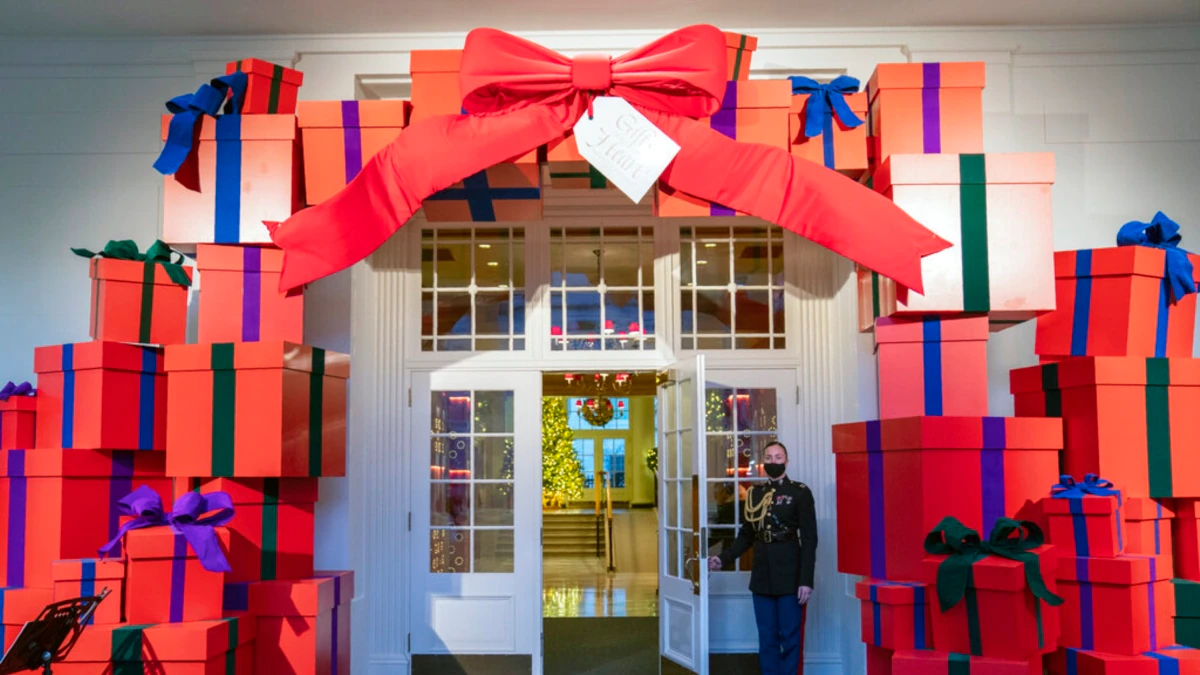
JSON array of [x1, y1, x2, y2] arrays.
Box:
[[696, 260, 708, 265], [487, 261, 499, 267], [704, 243, 717, 248], [479, 244, 491, 249]]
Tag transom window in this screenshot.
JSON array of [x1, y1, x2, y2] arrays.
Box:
[[680, 225, 786, 350], [429, 390, 515, 573], [566, 397, 631, 430], [549, 226, 655, 351], [421, 228, 525, 352], [704, 387, 778, 572]]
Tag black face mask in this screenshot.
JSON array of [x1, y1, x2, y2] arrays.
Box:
[[764, 463, 786, 479]]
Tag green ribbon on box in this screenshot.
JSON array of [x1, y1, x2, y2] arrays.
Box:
[[235, 60, 286, 114], [309, 348, 326, 477], [1039, 363, 1063, 417], [111, 624, 153, 675], [730, 34, 749, 80], [947, 653, 973, 675], [924, 516, 1064, 656], [262, 478, 280, 580], [73, 239, 191, 344], [958, 154, 991, 313], [549, 165, 608, 189], [211, 343, 237, 477], [224, 615, 240, 674], [1146, 358, 1174, 497]]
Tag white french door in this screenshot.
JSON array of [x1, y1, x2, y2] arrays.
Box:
[[658, 355, 709, 674], [409, 370, 542, 671]]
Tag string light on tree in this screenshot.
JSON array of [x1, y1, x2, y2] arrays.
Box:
[[542, 397, 584, 507]]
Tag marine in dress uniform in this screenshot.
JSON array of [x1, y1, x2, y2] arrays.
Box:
[[716, 472, 818, 675]]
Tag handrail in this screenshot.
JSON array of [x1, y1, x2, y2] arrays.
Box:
[[604, 471, 615, 573]]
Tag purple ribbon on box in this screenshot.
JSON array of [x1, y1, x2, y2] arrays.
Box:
[[242, 247, 262, 342], [1051, 474, 1124, 555], [0, 382, 34, 402], [708, 84, 739, 216], [921, 64, 943, 154], [98, 485, 234, 573], [5, 450, 27, 587], [980, 417, 1008, 535], [866, 420, 886, 579], [341, 101, 364, 186]]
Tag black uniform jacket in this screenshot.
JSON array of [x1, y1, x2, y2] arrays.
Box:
[[718, 476, 818, 596]]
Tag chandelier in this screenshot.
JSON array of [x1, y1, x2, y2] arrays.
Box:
[[562, 372, 634, 396]]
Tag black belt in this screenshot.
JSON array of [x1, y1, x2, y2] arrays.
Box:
[[755, 530, 796, 544]]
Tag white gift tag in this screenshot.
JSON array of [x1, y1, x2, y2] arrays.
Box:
[[573, 97, 681, 203]]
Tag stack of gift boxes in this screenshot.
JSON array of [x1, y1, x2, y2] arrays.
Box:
[[832, 57, 1200, 674], [0, 57, 368, 673]]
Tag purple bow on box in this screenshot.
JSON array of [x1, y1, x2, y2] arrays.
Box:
[[0, 382, 34, 402], [98, 485, 235, 572]]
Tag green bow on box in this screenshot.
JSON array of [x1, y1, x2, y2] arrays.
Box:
[[924, 516, 1064, 655], [72, 239, 192, 287]]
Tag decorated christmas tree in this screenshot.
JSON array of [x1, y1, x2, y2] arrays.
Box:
[[542, 397, 584, 507]]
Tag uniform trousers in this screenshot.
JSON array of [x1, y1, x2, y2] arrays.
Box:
[[752, 592, 805, 675]]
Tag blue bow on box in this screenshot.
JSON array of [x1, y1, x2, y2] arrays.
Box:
[[153, 71, 249, 176], [1117, 211, 1196, 304], [788, 75, 865, 139], [1051, 474, 1122, 502]]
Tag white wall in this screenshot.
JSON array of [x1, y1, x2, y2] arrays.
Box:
[[2, 22, 1199, 674]]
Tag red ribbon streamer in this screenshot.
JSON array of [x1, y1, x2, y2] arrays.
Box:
[[266, 25, 950, 293]]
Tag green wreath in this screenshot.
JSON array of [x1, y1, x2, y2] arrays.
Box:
[[581, 397, 615, 427]]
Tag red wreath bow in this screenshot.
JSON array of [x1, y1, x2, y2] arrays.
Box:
[[266, 25, 950, 293]]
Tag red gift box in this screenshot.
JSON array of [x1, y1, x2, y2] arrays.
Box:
[[1048, 646, 1200, 675], [723, 31, 756, 80], [867, 62, 985, 167], [297, 100, 412, 206], [57, 614, 255, 675], [224, 58, 303, 114], [1043, 478, 1124, 559], [856, 579, 933, 650], [1176, 499, 1200, 581], [1126, 498, 1174, 558], [1010, 357, 1200, 499], [250, 570, 353, 675], [1036, 247, 1199, 360], [196, 244, 304, 344], [833, 416, 1061, 579], [0, 587, 53, 651], [655, 80, 791, 216], [869, 645, 894, 675], [33, 342, 166, 451], [52, 558, 125, 625], [1056, 553, 1175, 654], [165, 342, 349, 478], [893, 650, 1040, 675], [923, 543, 1061, 659], [0, 394, 35, 452], [0, 449, 171, 588], [874, 315, 989, 418], [123, 526, 232, 624], [161, 114, 303, 245], [85, 257, 193, 346], [177, 477, 317, 582]]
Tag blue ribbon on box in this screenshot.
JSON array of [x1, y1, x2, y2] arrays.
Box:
[[788, 75, 864, 169], [1051, 474, 1124, 556], [153, 71, 248, 176], [1117, 211, 1196, 304], [1145, 645, 1193, 675]]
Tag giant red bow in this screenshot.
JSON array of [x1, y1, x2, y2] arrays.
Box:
[[267, 25, 950, 293]]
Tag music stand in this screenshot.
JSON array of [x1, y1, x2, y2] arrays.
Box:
[[0, 588, 108, 675]]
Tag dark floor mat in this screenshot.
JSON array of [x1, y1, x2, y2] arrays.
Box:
[[544, 617, 659, 675]]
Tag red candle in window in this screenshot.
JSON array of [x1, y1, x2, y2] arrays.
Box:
[[604, 320, 614, 333], [551, 326, 563, 336], [628, 323, 640, 334]]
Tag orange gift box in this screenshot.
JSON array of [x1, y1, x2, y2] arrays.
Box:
[[860, 153, 1056, 324], [0, 587, 53, 651], [410, 49, 465, 124], [196, 244, 304, 344], [856, 579, 933, 650], [161, 114, 302, 245], [874, 315, 989, 418], [225, 57, 304, 114], [250, 570, 353, 675], [724, 32, 757, 80], [57, 614, 255, 675], [0, 394, 35, 452], [165, 342, 348, 478], [298, 99, 411, 205], [1056, 553, 1175, 654], [123, 526, 232, 624], [922, 544, 1061, 659], [1125, 498, 1174, 558], [893, 650, 1041, 675], [832, 416, 1061, 580], [177, 477, 317, 583], [0, 448, 171, 588], [1048, 646, 1200, 675], [867, 62, 985, 166], [86, 257, 193, 346], [52, 558, 125, 625], [1037, 247, 1200, 360], [655, 80, 791, 217], [1176, 499, 1200, 581], [34, 341, 166, 451], [1010, 357, 1200, 499], [543, 134, 613, 190], [790, 90, 868, 178]]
